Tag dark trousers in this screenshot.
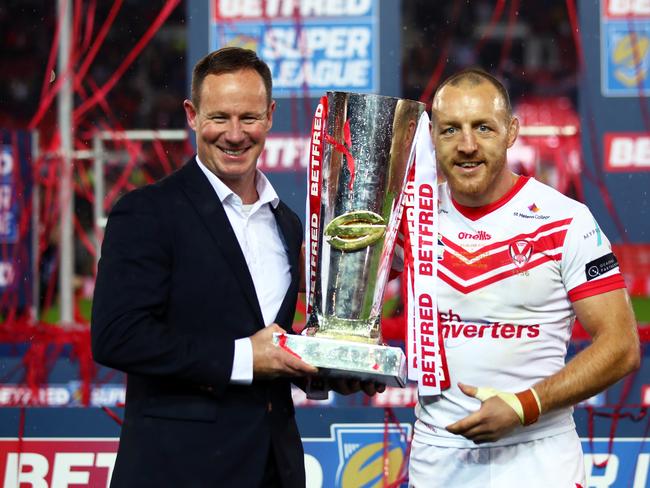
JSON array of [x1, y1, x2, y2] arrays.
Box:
[[260, 446, 282, 488]]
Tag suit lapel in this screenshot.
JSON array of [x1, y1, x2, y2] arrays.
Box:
[[178, 161, 265, 328], [271, 202, 301, 326]]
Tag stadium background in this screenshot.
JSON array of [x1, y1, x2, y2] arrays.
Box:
[[0, 0, 649, 486]]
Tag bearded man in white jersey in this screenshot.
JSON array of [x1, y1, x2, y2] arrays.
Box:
[[406, 69, 640, 487]]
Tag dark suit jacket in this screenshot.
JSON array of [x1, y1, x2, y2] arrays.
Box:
[[91, 159, 305, 487]]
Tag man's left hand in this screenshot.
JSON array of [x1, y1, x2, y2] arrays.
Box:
[[445, 382, 520, 444]]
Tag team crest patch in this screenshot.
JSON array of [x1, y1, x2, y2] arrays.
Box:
[[509, 239, 533, 267]]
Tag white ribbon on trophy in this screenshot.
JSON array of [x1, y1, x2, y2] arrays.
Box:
[[402, 112, 450, 396]]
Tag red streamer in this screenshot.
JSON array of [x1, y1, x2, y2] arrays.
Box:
[[324, 119, 356, 190], [277, 333, 302, 359], [473, 0, 507, 57], [101, 406, 124, 426], [37, 1, 63, 110], [80, 0, 97, 55], [382, 407, 412, 487], [74, 0, 181, 121], [0, 320, 94, 407], [418, 1, 465, 106], [497, 0, 520, 76], [73, 0, 124, 96], [565, 0, 629, 241]]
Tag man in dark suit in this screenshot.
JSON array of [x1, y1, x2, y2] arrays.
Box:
[[91, 47, 320, 487]]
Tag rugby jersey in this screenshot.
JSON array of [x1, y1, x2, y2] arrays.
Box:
[[414, 176, 625, 447]]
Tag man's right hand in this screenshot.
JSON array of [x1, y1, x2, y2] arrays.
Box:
[[251, 324, 318, 378]]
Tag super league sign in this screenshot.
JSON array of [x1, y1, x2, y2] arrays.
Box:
[[601, 0, 650, 96], [210, 0, 379, 97], [0, 145, 18, 243], [0, 130, 32, 304], [577, 0, 650, 242]]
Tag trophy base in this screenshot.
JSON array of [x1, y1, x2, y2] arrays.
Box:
[[310, 315, 380, 344], [273, 333, 407, 387]]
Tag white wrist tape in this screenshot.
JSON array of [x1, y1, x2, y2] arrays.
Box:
[[475, 386, 542, 425]]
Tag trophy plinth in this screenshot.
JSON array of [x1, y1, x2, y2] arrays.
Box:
[[273, 333, 407, 387]]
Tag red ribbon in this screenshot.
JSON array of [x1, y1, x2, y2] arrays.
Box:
[[382, 407, 412, 487], [101, 406, 124, 426], [306, 96, 327, 315], [324, 119, 356, 190], [277, 333, 302, 360], [0, 319, 95, 407]]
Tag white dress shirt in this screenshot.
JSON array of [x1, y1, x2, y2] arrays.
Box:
[[196, 157, 291, 384]]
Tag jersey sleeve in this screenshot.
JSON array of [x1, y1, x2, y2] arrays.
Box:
[[561, 204, 626, 302]]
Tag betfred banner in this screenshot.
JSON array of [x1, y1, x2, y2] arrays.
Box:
[[257, 134, 309, 172], [583, 439, 650, 487], [601, 0, 650, 96], [0, 130, 32, 309], [0, 439, 118, 488], [604, 132, 650, 171], [210, 0, 379, 97], [0, 383, 125, 408], [603, 0, 650, 18], [2, 435, 649, 487]]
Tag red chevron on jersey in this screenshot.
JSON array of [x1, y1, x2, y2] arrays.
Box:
[[440, 218, 572, 260], [438, 220, 571, 290], [440, 231, 567, 279], [439, 253, 559, 293]]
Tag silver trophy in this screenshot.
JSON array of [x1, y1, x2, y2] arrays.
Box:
[[275, 92, 424, 388]]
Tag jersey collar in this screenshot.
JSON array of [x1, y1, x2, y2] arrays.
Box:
[[451, 175, 530, 221]]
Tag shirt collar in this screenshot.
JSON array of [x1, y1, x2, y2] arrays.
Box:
[[195, 156, 280, 209]]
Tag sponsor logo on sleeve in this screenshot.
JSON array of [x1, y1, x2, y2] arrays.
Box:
[[585, 252, 619, 281], [583, 219, 604, 246]]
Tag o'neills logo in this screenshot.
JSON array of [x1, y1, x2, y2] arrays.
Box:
[[509, 239, 533, 267], [458, 230, 491, 240]]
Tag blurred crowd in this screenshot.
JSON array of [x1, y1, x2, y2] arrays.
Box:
[[0, 0, 579, 132], [0, 0, 186, 131], [0, 1, 587, 325], [402, 0, 578, 106]]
